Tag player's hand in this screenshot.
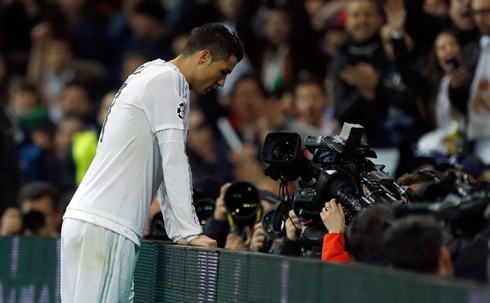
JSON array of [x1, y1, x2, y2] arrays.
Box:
[[285, 210, 302, 242], [214, 183, 231, 221], [175, 238, 188, 245], [188, 235, 217, 248], [0, 208, 23, 236], [320, 199, 345, 234]]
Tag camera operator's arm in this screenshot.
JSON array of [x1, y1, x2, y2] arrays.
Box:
[[279, 210, 303, 257], [320, 199, 352, 263], [203, 183, 231, 248]]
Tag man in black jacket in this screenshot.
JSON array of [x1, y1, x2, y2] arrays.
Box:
[[331, 0, 419, 175]]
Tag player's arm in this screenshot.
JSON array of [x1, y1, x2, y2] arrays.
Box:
[[142, 69, 215, 247], [156, 129, 216, 247]]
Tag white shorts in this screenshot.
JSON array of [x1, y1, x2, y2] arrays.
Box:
[[60, 218, 139, 303]]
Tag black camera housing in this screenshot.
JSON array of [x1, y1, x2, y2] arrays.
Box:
[[261, 123, 404, 237]]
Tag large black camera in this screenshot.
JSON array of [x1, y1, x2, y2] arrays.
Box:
[[224, 181, 262, 237], [146, 191, 216, 241], [261, 123, 406, 242], [22, 209, 46, 235]]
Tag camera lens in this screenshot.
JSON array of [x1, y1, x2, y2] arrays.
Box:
[[194, 199, 215, 228], [22, 210, 45, 234], [224, 181, 260, 219], [272, 139, 296, 161]]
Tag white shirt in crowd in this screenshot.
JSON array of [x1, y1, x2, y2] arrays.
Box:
[[63, 59, 202, 245], [468, 35, 490, 163]]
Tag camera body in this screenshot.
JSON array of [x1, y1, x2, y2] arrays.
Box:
[[261, 123, 404, 237], [394, 171, 490, 237]]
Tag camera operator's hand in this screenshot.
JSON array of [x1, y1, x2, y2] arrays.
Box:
[[214, 183, 231, 222], [286, 210, 302, 242], [250, 222, 266, 252], [320, 199, 345, 234], [188, 235, 217, 248], [0, 208, 23, 236]]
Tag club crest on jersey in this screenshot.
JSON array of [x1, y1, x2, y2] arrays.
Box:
[[177, 102, 186, 120]]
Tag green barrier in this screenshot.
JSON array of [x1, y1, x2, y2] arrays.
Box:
[[1, 237, 489, 302]]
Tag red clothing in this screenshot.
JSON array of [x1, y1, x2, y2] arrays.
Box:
[[321, 232, 352, 263]]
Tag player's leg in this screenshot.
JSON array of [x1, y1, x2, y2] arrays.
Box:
[[60, 218, 116, 302], [101, 233, 140, 302]]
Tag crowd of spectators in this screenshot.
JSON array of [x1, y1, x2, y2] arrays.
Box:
[[1, 0, 490, 284]]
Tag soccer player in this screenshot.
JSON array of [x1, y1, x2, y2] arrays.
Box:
[[60, 23, 243, 302]]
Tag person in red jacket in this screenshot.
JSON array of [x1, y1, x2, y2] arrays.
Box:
[[320, 198, 352, 263]]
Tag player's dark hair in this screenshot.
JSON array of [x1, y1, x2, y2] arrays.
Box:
[[182, 23, 243, 63]]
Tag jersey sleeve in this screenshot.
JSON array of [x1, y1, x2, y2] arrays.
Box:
[[141, 69, 187, 133], [156, 128, 202, 242], [157, 184, 183, 242]]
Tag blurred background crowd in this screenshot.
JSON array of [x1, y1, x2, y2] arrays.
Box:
[[1, 0, 490, 284]]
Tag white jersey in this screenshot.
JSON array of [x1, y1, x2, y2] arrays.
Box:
[[63, 59, 202, 245]]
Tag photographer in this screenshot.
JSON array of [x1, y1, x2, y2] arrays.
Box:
[[384, 216, 454, 277], [203, 183, 232, 248], [203, 181, 279, 250], [320, 203, 395, 265], [0, 182, 60, 237]]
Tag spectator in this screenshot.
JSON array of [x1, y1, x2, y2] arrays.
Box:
[[449, 0, 490, 164], [58, 82, 96, 126], [404, 0, 480, 52], [125, 0, 173, 61], [331, 0, 419, 176], [27, 37, 104, 123], [293, 75, 337, 137], [385, 0, 466, 156], [187, 109, 234, 183], [236, 0, 322, 96], [120, 52, 150, 85], [7, 80, 48, 133]]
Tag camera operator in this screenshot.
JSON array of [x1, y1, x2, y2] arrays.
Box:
[[320, 203, 395, 265], [0, 182, 60, 237], [384, 216, 454, 277]]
